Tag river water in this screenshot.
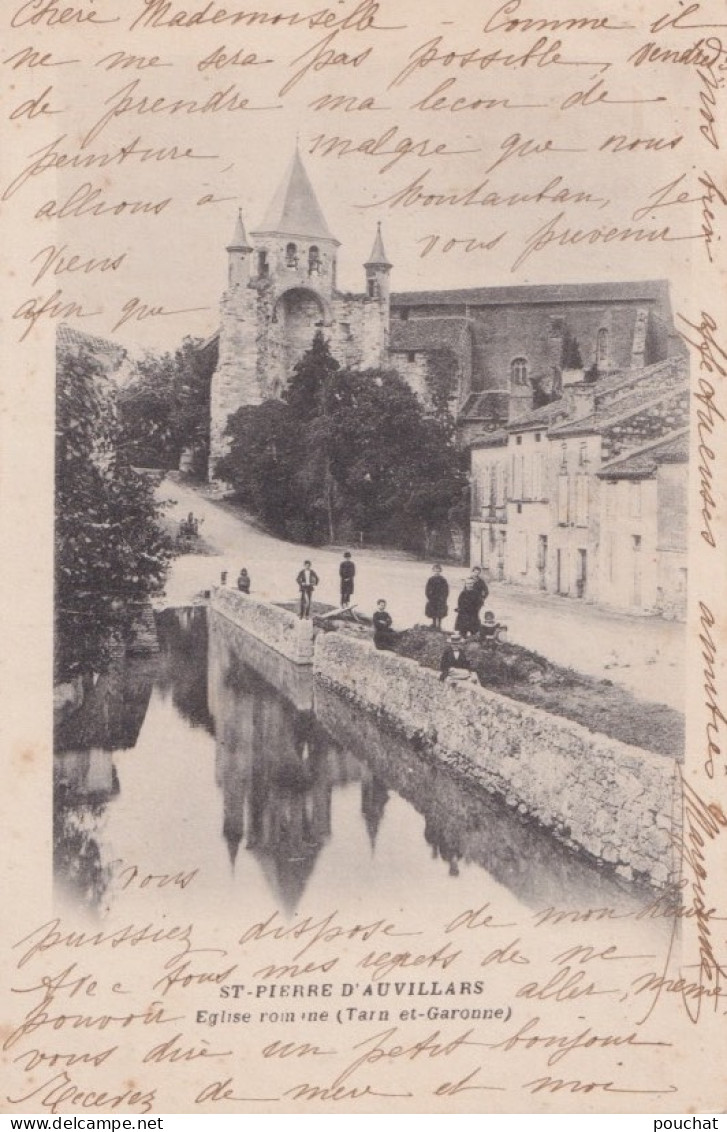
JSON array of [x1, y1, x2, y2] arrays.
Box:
[[54, 607, 651, 923]]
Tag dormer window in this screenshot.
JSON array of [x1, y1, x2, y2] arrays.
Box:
[[257, 250, 269, 277], [308, 246, 321, 275], [286, 242, 298, 268]]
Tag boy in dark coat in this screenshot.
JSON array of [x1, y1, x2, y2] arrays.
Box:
[[372, 599, 398, 650], [339, 551, 356, 606], [296, 560, 319, 619], [470, 565, 489, 610]]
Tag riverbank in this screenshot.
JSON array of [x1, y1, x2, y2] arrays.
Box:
[[210, 588, 680, 889]]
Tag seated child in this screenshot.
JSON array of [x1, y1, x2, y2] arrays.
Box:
[[480, 610, 507, 648], [372, 599, 399, 651]]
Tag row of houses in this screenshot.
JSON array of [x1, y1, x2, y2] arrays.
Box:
[[469, 354, 689, 620]]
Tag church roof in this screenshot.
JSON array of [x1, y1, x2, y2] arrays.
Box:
[[389, 316, 473, 353], [255, 149, 339, 244], [391, 279, 670, 309]]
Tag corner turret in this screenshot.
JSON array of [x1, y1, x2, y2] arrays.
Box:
[[365, 222, 392, 301], [226, 210, 253, 289]]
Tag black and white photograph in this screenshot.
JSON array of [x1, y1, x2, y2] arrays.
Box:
[[2, 0, 726, 1117]]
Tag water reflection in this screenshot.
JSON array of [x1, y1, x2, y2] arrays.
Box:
[[209, 614, 361, 911], [54, 606, 648, 915]]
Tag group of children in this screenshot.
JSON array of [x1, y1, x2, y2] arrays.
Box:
[[228, 552, 506, 674]]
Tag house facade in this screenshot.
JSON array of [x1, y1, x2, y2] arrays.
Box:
[[470, 356, 689, 618]]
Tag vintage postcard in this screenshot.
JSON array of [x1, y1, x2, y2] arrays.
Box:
[[1, 0, 726, 1116]]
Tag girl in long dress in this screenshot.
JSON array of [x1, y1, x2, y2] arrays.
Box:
[[424, 564, 449, 630]]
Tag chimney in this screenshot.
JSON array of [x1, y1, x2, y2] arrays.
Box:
[[562, 382, 595, 421]]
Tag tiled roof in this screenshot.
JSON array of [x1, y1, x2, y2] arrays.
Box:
[[470, 429, 509, 449], [598, 429, 689, 478], [56, 324, 126, 367], [550, 384, 687, 437], [391, 279, 670, 309], [508, 400, 568, 431], [459, 390, 510, 420], [389, 317, 473, 353]]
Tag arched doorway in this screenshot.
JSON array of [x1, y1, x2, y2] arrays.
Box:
[[273, 288, 327, 385]]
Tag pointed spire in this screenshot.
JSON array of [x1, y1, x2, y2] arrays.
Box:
[[256, 149, 339, 244], [227, 209, 253, 253], [365, 222, 392, 268]]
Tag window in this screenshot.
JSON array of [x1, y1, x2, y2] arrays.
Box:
[[533, 452, 545, 499], [605, 482, 617, 518], [368, 278, 376, 298], [578, 442, 588, 467], [560, 443, 567, 472], [575, 475, 589, 527], [257, 250, 269, 276], [286, 242, 298, 267], [597, 327, 609, 364], [511, 357, 528, 385], [512, 454, 524, 499], [400, 308, 410, 321], [523, 455, 532, 500], [558, 474, 569, 524], [470, 475, 480, 516], [535, 432, 542, 442], [515, 434, 522, 445], [308, 245, 321, 274], [629, 480, 642, 518], [407, 352, 416, 363]]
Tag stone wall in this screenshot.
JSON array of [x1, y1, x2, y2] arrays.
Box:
[[210, 587, 315, 665], [314, 632, 679, 888]]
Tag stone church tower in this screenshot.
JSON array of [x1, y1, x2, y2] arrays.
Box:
[[209, 149, 391, 473]]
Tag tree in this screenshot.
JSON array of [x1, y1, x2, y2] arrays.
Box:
[[220, 334, 468, 552], [55, 343, 172, 681], [424, 348, 459, 425], [117, 337, 212, 475]]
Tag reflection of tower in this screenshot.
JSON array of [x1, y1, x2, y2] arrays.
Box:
[[207, 610, 361, 910], [361, 773, 390, 850], [246, 698, 333, 914]]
